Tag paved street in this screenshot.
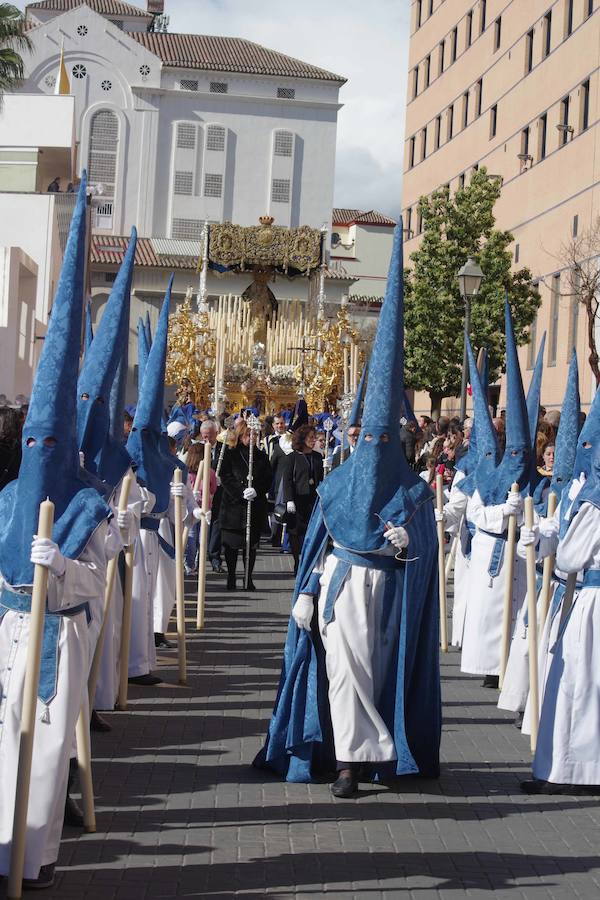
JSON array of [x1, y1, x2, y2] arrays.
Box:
[[8, 548, 600, 899]]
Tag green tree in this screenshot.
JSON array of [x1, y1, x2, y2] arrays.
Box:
[[0, 4, 32, 103], [404, 168, 541, 418]]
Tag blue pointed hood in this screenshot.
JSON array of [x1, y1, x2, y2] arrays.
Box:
[[77, 229, 137, 485], [549, 350, 580, 500], [144, 310, 152, 350], [137, 317, 151, 390], [401, 389, 417, 425], [127, 277, 176, 513], [0, 174, 110, 585], [349, 360, 368, 427], [526, 333, 546, 452], [318, 224, 428, 551], [571, 378, 600, 481], [84, 300, 94, 354], [457, 347, 488, 474], [460, 341, 500, 496]]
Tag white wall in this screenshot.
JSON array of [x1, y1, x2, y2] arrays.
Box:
[[0, 247, 38, 400], [332, 224, 394, 298], [0, 94, 75, 150]]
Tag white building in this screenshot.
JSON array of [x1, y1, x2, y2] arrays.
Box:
[[330, 208, 396, 303]]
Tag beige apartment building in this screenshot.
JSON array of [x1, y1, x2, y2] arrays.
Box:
[[403, 0, 600, 417]]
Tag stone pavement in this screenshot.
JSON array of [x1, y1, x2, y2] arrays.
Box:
[[8, 548, 600, 899]]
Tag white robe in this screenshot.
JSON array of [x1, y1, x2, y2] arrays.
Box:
[[441, 471, 469, 647], [533, 501, 600, 785], [153, 486, 194, 635], [317, 544, 401, 763], [129, 486, 157, 677], [0, 524, 108, 879], [460, 490, 526, 676], [94, 472, 143, 710]]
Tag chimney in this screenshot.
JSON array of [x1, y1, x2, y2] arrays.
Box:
[[147, 0, 164, 13]]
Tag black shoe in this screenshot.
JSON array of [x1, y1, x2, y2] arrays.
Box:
[[226, 575, 237, 590], [514, 711, 524, 730], [128, 673, 163, 686], [64, 794, 84, 828], [154, 632, 174, 649], [331, 769, 358, 798], [521, 778, 597, 796], [244, 579, 256, 591], [22, 863, 56, 890], [90, 710, 112, 733], [212, 562, 225, 573], [482, 675, 499, 689]]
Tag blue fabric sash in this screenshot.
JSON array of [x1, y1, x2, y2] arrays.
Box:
[[461, 520, 476, 559], [476, 527, 511, 579], [583, 569, 600, 588], [140, 515, 176, 560], [0, 587, 90, 704]]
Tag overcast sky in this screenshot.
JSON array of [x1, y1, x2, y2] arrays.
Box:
[[18, 0, 410, 216]]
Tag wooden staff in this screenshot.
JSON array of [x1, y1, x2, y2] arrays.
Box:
[[436, 474, 448, 652], [499, 482, 520, 689], [116, 497, 135, 711], [8, 499, 54, 900], [524, 496, 540, 752], [173, 467, 187, 684], [88, 473, 133, 707], [538, 491, 558, 631], [75, 698, 96, 833], [196, 440, 212, 630]]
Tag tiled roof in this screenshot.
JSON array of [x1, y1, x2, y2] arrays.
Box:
[[129, 32, 346, 83], [27, 0, 151, 17], [332, 208, 396, 227], [91, 236, 355, 280]]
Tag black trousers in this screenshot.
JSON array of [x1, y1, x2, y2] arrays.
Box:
[[208, 517, 222, 567]]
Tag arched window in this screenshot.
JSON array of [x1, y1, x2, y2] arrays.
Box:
[[88, 109, 119, 199]]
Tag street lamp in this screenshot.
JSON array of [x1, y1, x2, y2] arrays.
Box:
[[457, 256, 484, 422]]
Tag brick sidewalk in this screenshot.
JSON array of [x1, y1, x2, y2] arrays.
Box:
[[5, 548, 600, 899]]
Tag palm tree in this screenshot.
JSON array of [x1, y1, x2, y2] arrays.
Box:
[[0, 3, 32, 103]]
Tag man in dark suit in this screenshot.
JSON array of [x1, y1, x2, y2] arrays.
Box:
[[330, 424, 361, 470], [268, 415, 290, 546]]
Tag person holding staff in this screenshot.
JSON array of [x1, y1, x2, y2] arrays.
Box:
[[0, 176, 113, 890]]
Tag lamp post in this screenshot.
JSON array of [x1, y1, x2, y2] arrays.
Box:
[[457, 256, 484, 422]]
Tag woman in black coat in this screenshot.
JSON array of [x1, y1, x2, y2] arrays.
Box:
[[0, 408, 22, 491], [219, 418, 272, 590], [282, 424, 324, 574]]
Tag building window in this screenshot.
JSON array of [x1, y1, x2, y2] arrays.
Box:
[[173, 170, 193, 195], [406, 207, 412, 236], [271, 178, 291, 203], [549, 274, 560, 365], [525, 29, 534, 73], [458, 171, 466, 189], [409, 136, 416, 168], [475, 78, 483, 117], [521, 126, 530, 157], [543, 10, 552, 58], [428, 0, 433, 14], [438, 39, 445, 74], [412, 66, 419, 99], [466, 10, 473, 47], [565, 0, 574, 37], [424, 55, 431, 88], [489, 103, 497, 138], [569, 272, 580, 351], [204, 173, 223, 198], [573, 214, 579, 237], [416, 207, 423, 233], [580, 79, 590, 132], [447, 104, 454, 140], [480, 0, 486, 33], [180, 79, 199, 91], [416, 0, 422, 29], [88, 109, 119, 200], [274, 130, 294, 157], [472, 162, 479, 175], [494, 16, 501, 50], [560, 95, 570, 145], [277, 87, 295, 99], [586, 0, 594, 18], [206, 124, 226, 152], [451, 27, 458, 62], [538, 113, 547, 160], [420, 126, 427, 160], [176, 123, 196, 150], [462, 91, 469, 129], [434, 115, 441, 150], [209, 81, 228, 93], [527, 308, 538, 369], [172, 217, 202, 240], [72, 63, 87, 79]]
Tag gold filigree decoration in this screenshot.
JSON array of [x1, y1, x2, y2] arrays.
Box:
[[208, 220, 322, 274]]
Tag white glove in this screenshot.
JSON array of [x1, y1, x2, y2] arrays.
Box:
[[502, 492, 523, 517], [193, 490, 202, 504], [193, 508, 212, 525], [31, 537, 66, 577], [568, 473, 586, 502], [383, 523, 409, 550], [117, 508, 132, 531], [519, 525, 539, 547], [434, 509, 445, 524], [215, 475, 222, 487], [539, 516, 559, 539], [170, 481, 185, 498], [286, 501, 296, 514], [292, 593, 314, 631], [243, 487, 257, 501]]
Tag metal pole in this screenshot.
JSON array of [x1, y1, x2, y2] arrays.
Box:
[[459, 295, 471, 422]]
